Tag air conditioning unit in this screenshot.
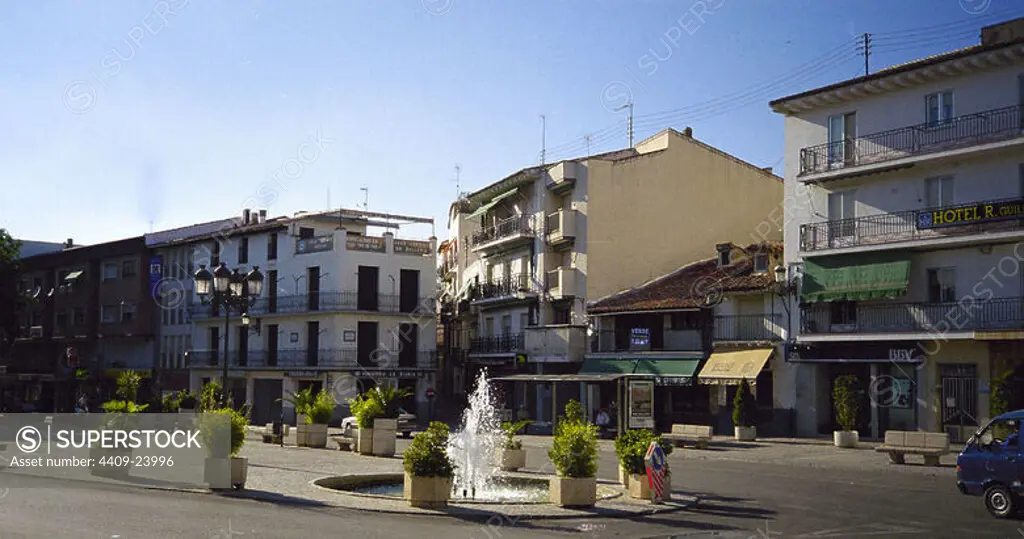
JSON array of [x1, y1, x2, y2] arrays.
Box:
[[29, 326, 43, 338]]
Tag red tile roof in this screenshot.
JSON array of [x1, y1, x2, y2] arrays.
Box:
[[588, 242, 782, 314]]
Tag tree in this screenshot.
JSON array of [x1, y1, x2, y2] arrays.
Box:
[[0, 230, 23, 359], [732, 379, 757, 428]]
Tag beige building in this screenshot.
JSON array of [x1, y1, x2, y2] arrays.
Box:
[[587, 128, 784, 300]]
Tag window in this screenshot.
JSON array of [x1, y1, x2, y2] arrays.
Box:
[[717, 248, 730, 267], [238, 237, 249, 264], [553, 307, 570, 325], [829, 301, 857, 326], [268, 233, 278, 260], [122, 260, 137, 277], [520, 312, 530, 330], [502, 315, 512, 335], [927, 268, 956, 303], [754, 253, 769, 273], [55, 310, 68, 331], [73, 307, 85, 326], [926, 91, 954, 126], [299, 227, 315, 239], [121, 303, 136, 323], [101, 305, 119, 324], [103, 263, 118, 281], [485, 317, 494, 337], [828, 190, 856, 238], [827, 112, 856, 165], [925, 176, 954, 208]]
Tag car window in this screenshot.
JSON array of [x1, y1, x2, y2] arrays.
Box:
[[978, 419, 1019, 446]]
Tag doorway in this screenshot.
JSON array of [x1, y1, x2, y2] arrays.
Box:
[[252, 378, 283, 425]]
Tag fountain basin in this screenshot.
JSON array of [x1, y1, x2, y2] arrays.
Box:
[[315, 473, 621, 505]]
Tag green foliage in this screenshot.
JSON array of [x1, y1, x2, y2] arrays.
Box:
[[0, 230, 23, 358], [548, 418, 598, 478], [833, 375, 861, 432], [115, 370, 143, 404], [177, 390, 198, 409], [348, 393, 382, 429], [562, 399, 583, 424], [732, 379, 757, 428], [991, 370, 1013, 419], [100, 400, 149, 414], [612, 429, 671, 474], [403, 421, 455, 478], [280, 387, 315, 416], [369, 383, 414, 419], [500, 420, 532, 450], [199, 380, 223, 412], [75, 369, 90, 381], [161, 392, 181, 413], [199, 407, 250, 457], [306, 389, 336, 424]]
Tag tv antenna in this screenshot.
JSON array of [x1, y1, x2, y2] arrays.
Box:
[[360, 187, 368, 210]]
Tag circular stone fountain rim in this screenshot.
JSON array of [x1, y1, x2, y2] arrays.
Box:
[[314, 472, 622, 505]]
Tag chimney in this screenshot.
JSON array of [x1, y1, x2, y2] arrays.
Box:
[[65, 238, 73, 249], [982, 18, 1024, 46], [762, 167, 773, 174], [242, 209, 251, 225], [682, 127, 693, 137], [259, 209, 267, 223]]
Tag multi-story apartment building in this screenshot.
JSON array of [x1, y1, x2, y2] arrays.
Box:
[[440, 127, 784, 426], [4, 236, 159, 411], [771, 18, 1024, 441], [172, 208, 438, 426]]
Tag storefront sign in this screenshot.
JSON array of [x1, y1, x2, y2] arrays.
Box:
[[393, 239, 431, 256], [627, 380, 655, 429], [296, 235, 334, 255], [917, 198, 1024, 229], [630, 328, 650, 348], [346, 235, 386, 253], [286, 371, 319, 378], [356, 369, 430, 379], [148, 255, 163, 299], [795, 341, 927, 363]]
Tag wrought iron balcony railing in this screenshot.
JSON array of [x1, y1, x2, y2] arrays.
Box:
[[469, 273, 534, 301], [799, 196, 1024, 252], [471, 215, 535, 247], [590, 329, 703, 353], [801, 297, 1024, 334], [799, 104, 1023, 175], [469, 333, 525, 354], [186, 348, 438, 369], [713, 314, 784, 342], [189, 292, 436, 319]]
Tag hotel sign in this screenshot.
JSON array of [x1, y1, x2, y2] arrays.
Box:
[[917, 199, 1024, 229], [296, 235, 334, 255], [393, 239, 431, 256], [346, 235, 386, 253]]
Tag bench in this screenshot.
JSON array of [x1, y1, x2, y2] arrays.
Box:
[[874, 431, 950, 466], [331, 436, 355, 451], [661, 424, 713, 449], [262, 423, 290, 444]]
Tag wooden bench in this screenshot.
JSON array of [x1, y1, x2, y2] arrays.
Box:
[[331, 436, 355, 451], [661, 424, 713, 449], [874, 431, 950, 466], [262, 423, 290, 444]]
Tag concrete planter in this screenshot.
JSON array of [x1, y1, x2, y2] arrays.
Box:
[[357, 428, 374, 455], [203, 457, 230, 488], [178, 407, 195, 415], [295, 423, 309, 447], [618, 466, 629, 487], [734, 426, 757, 441], [230, 456, 248, 489], [373, 419, 398, 457], [498, 448, 527, 471], [629, 473, 651, 499], [833, 430, 859, 448], [549, 476, 597, 507], [306, 424, 329, 448], [404, 473, 452, 508]]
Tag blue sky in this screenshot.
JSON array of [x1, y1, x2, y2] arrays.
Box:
[[2, 0, 1022, 245]]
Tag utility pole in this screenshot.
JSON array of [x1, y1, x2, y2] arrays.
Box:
[[615, 102, 634, 147], [539, 115, 547, 165], [856, 33, 872, 76], [584, 134, 592, 158]]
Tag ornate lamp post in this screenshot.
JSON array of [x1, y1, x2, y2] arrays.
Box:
[[193, 262, 264, 406]]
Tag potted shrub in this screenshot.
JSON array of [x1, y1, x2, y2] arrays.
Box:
[[498, 420, 531, 472], [91, 399, 147, 478], [547, 401, 598, 507], [732, 378, 758, 441], [200, 407, 251, 489], [403, 421, 456, 508], [161, 391, 180, 413], [614, 429, 644, 488], [369, 384, 413, 457], [833, 375, 861, 448], [348, 393, 382, 455], [282, 388, 315, 446], [304, 389, 335, 449]]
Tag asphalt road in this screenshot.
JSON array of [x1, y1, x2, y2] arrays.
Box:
[[0, 447, 1022, 538]]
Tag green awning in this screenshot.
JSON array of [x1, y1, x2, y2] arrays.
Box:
[[580, 358, 700, 378], [802, 256, 911, 303], [465, 188, 519, 220]]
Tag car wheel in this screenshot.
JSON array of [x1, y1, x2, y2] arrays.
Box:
[[984, 484, 1016, 518]]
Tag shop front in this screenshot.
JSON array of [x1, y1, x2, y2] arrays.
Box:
[[697, 347, 784, 436]]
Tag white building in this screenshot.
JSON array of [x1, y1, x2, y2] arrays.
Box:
[[152, 208, 437, 426], [770, 18, 1024, 440]]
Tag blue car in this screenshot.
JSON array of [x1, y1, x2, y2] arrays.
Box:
[[957, 409, 1024, 518]]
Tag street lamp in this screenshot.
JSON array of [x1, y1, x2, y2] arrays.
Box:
[[193, 262, 264, 406]]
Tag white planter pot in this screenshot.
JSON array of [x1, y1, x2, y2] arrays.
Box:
[[833, 430, 859, 448], [404, 473, 452, 508], [295, 423, 309, 447], [203, 457, 231, 488], [297, 413, 306, 426], [618, 466, 629, 487], [628, 473, 650, 499], [373, 419, 398, 457], [734, 426, 756, 441], [498, 448, 526, 471], [230, 456, 248, 489], [357, 428, 374, 455], [549, 476, 597, 507], [306, 424, 329, 448]]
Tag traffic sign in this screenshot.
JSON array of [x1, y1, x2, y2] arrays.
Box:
[[644, 441, 666, 503]]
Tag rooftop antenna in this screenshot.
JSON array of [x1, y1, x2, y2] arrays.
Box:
[[584, 134, 593, 158], [539, 114, 547, 165], [615, 101, 634, 147], [454, 164, 462, 199], [360, 187, 368, 211]]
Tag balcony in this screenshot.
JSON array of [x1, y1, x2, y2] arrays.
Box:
[[469, 333, 525, 355], [713, 314, 783, 342], [471, 215, 535, 252], [189, 292, 436, 319], [524, 326, 587, 362], [186, 349, 438, 370], [800, 196, 1024, 253], [591, 329, 704, 354], [799, 105, 1023, 176], [469, 274, 537, 306], [546, 162, 577, 195], [801, 297, 1024, 335], [546, 267, 577, 300], [546, 209, 577, 249]]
